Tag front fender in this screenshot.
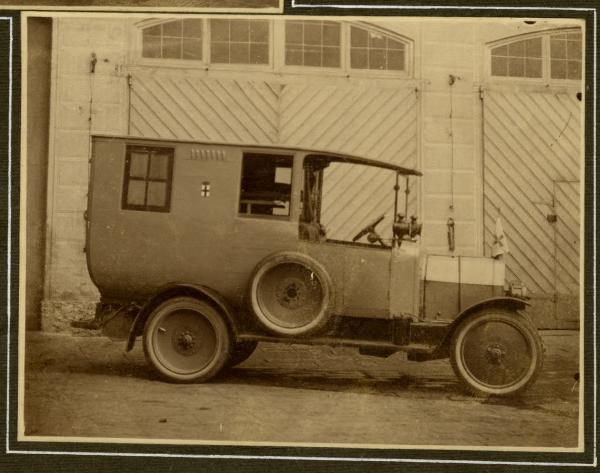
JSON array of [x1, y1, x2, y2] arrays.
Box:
[[125, 282, 239, 352], [434, 296, 531, 358]]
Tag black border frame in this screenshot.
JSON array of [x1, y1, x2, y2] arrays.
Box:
[[1, 1, 597, 470]]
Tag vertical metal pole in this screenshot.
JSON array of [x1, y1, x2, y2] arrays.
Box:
[[404, 175, 409, 217], [127, 73, 132, 135], [552, 181, 558, 323]]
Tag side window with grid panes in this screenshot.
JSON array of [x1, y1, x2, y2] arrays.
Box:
[[122, 146, 174, 212]]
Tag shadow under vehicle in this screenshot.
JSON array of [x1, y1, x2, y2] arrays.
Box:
[[76, 135, 544, 397]]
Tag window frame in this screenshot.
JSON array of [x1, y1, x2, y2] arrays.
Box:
[[237, 151, 295, 221], [345, 23, 412, 78], [135, 18, 413, 79], [279, 19, 346, 74], [122, 145, 175, 213], [207, 18, 274, 72], [136, 18, 209, 69], [486, 28, 583, 85]]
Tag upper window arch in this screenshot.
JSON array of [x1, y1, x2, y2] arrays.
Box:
[[349, 24, 407, 72], [488, 28, 582, 82], [136, 18, 413, 77], [141, 19, 204, 61]]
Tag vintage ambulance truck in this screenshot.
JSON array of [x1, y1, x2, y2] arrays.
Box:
[[79, 135, 544, 397]]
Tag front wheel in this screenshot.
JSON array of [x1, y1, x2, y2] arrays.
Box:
[[450, 309, 544, 397], [143, 297, 231, 383]]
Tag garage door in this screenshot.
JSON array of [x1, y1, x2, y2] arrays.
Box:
[[482, 87, 581, 303], [129, 72, 419, 240]]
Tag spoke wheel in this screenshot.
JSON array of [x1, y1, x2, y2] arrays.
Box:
[[450, 309, 543, 397], [227, 341, 258, 368], [143, 297, 231, 383]]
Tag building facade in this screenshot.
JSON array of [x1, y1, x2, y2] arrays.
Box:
[[26, 14, 584, 330]]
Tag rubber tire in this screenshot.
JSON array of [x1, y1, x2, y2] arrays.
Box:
[[226, 341, 258, 368], [450, 309, 544, 398], [249, 251, 333, 337], [143, 297, 231, 383]]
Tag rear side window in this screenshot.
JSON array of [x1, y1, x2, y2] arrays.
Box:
[[239, 153, 293, 217], [122, 145, 174, 212]]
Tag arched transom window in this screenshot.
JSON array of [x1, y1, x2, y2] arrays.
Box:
[[489, 29, 582, 82], [138, 18, 412, 76]]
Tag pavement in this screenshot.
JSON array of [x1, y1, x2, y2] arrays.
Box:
[[22, 330, 580, 449]]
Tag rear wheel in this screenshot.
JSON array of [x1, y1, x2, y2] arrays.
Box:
[[143, 297, 231, 383], [450, 309, 543, 397]]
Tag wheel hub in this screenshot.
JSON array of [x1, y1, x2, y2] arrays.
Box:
[[485, 342, 506, 364], [276, 278, 307, 309], [173, 330, 200, 356]]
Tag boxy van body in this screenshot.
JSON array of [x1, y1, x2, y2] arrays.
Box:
[[82, 135, 543, 397]]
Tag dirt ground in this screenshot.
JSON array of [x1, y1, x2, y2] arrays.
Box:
[[22, 330, 580, 449]]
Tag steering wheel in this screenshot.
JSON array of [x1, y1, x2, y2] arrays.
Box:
[[352, 214, 386, 243]]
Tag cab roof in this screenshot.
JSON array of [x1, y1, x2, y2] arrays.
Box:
[[92, 134, 422, 177]]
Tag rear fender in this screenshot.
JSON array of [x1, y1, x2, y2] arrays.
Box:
[[433, 296, 531, 358], [126, 283, 239, 352]]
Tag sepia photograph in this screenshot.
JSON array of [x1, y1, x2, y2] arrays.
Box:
[[11, 4, 592, 466]]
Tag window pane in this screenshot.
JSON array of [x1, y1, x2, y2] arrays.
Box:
[[369, 49, 385, 70], [162, 20, 182, 37], [351, 26, 368, 47], [491, 44, 508, 57], [239, 153, 293, 217], [525, 58, 542, 78], [508, 40, 525, 57], [525, 38, 542, 58], [149, 153, 169, 180], [286, 22, 303, 45], [285, 47, 303, 66], [368, 31, 385, 49], [183, 19, 203, 38], [567, 60, 581, 80], [551, 38, 566, 59], [551, 59, 566, 79], [350, 26, 406, 72], [147, 182, 167, 207], [387, 38, 404, 51], [250, 43, 269, 65], [304, 23, 322, 46], [211, 19, 269, 65], [303, 46, 321, 67], [350, 49, 368, 69], [145, 24, 161, 37], [230, 43, 250, 64], [322, 46, 341, 68], [142, 34, 161, 58], [211, 42, 229, 63], [568, 39, 582, 60], [508, 57, 525, 77], [211, 19, 229, 42], [491, 56, 508, 76], [162, 37, 182, 59], [250, 20, 269, 43], [182, 38, 203, 60], [230, 20, 249, 42], [387, 49, 404, 70], [127, 180, 146, 206], [129, 152, 148, 178], [322, 22, 340, 46]]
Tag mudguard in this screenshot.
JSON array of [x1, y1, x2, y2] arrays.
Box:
[[434, 296, 531, 357], [125, 282, 238, 352]]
